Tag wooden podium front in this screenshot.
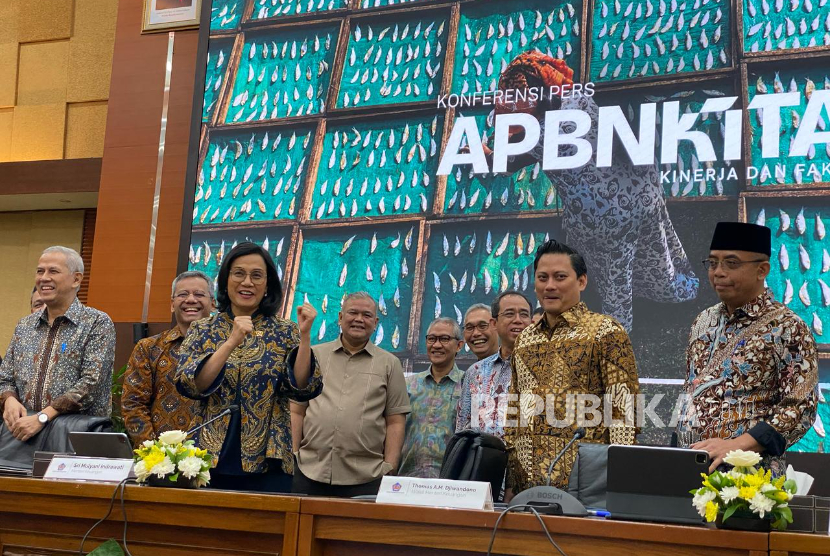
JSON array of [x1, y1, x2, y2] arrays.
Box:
[[0, 477, 301, 556], [5, 477, 830, 556], [296, 497, 770, 556]]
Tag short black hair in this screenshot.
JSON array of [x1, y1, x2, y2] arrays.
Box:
[[491, 290, 532, 318], [216, 241, 283, 318], [533, 239, 588, 278], [532, 306, 544, 317]]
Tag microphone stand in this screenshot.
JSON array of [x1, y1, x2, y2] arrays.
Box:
[[186, 405, 239, 438], [509, 428, 589, 517], [547, 428, 585, 486]]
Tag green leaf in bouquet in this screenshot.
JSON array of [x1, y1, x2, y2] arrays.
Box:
[[87, 539, 125, 556], [169, 472, 180, 482], [722, 504, 739, 522], [782, 479, 797, 493]]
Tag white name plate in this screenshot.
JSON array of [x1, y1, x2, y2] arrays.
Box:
[[44, 456, 133, 483], [377, 476, 494, 510]]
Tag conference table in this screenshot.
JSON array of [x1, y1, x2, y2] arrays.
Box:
[[0, 477, 827, 556]]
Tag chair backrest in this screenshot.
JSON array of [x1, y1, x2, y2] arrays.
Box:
[[0, 414, 112, 470], [567, 442, 609, 509], [439, 429, 507, 501]]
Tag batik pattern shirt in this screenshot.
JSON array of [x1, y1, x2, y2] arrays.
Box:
[[455, 352, 513, 438], [504, 303, 640, 491], [176, 312, 322, 474], [680, 289, 818, 476], [122, 327, 198, 445], [0, 298, 115, 416], [399, 365, 464, 478]]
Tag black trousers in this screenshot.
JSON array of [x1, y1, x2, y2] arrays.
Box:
[[292, 463, 382, 498]]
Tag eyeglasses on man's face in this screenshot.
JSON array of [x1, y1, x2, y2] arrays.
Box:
[[425, 334, 459, 345], [702, 258, 765, 271], [463, 322, 491, 333], [497, 310, 532, 321], [174, 291, 211, 301]]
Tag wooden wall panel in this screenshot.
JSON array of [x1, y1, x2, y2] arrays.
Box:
[[87, 0, 198, 325]]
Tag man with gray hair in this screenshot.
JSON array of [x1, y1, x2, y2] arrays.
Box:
[[399, 317, 465, 478], [463, 303, 499, 361], [121, 271, 214, 445], [292, 291, 410, 497], [0, 246, 116, 444]]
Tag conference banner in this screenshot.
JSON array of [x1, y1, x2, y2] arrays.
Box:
[[183, 0, 829, 448]]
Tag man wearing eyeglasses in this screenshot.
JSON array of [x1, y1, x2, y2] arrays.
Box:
[[456, 291, 533, 438], [679, 222, 818, 475], [122, 271, 214, 445], [462, 304, 500, 361], [399, 318, 465, 478]]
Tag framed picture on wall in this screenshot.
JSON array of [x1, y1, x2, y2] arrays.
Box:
[[142, 0, 201, 33]]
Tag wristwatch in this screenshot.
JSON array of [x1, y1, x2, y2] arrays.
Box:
[[37, 412, 49, 425]]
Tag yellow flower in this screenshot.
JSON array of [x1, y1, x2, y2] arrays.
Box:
[[774, 476, 786, 489], [705, 501, 719, 523], [770, 491, 790, 502], [739, 486, 758, 500], [143, 450, 165, 471], [744, 474, 765, 488]]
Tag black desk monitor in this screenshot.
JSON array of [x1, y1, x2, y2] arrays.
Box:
[[606, 445, 709, 525], [69, 432, 134, 460]]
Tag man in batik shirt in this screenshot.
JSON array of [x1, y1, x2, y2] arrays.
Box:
[[122, 271, 213, 445], [504, 240, 639, 495], [399, 318, 464, 478], [456, 290, 532, 438], [1, 246, 115, 443], [680, 222, 818, 476]]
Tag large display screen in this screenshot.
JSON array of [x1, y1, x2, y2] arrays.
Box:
[[184, 0, 829, 449]]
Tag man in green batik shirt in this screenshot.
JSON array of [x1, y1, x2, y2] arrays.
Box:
[[399, 317, 465, 478]]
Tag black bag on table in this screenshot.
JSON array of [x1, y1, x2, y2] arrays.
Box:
[[439, 429, 507, 502]]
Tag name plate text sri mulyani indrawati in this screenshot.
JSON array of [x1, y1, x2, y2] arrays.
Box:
[[44, 456, 133, 483], [376, 476, 494, 510]]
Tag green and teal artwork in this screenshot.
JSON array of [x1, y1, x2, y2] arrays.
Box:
[[252, 0, 348, 19], [418, 220, 554, 351], [747, 66, 830, 187], [590, 0, 732, 81], [310, 114, 443, 220], [225, 25, 339, 123], [742, 0, 830, 53], [336, 14, 448, 108], [210, 0, 244, 32], [203, 38, 233, 123], [193, 125, 315, 225], [453, 0, 582, 94], [748, 199, 829, 344]]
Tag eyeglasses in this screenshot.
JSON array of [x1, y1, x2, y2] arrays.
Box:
[[229, 269, 266, 284], [498, 310, 532, 321], [702, 259, 766, 271], [174, 291, 211, 301], [463, 322, 491, 333], [426, 334, 459, 345]]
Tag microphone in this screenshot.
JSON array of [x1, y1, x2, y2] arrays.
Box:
[[546, 427, 586, 486], [510, 427, 589, 517], [186, 404, 239, 437]]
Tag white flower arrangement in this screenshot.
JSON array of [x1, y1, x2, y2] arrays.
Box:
[[133, 430, 213, 487], [690, 449, 796, 530]]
